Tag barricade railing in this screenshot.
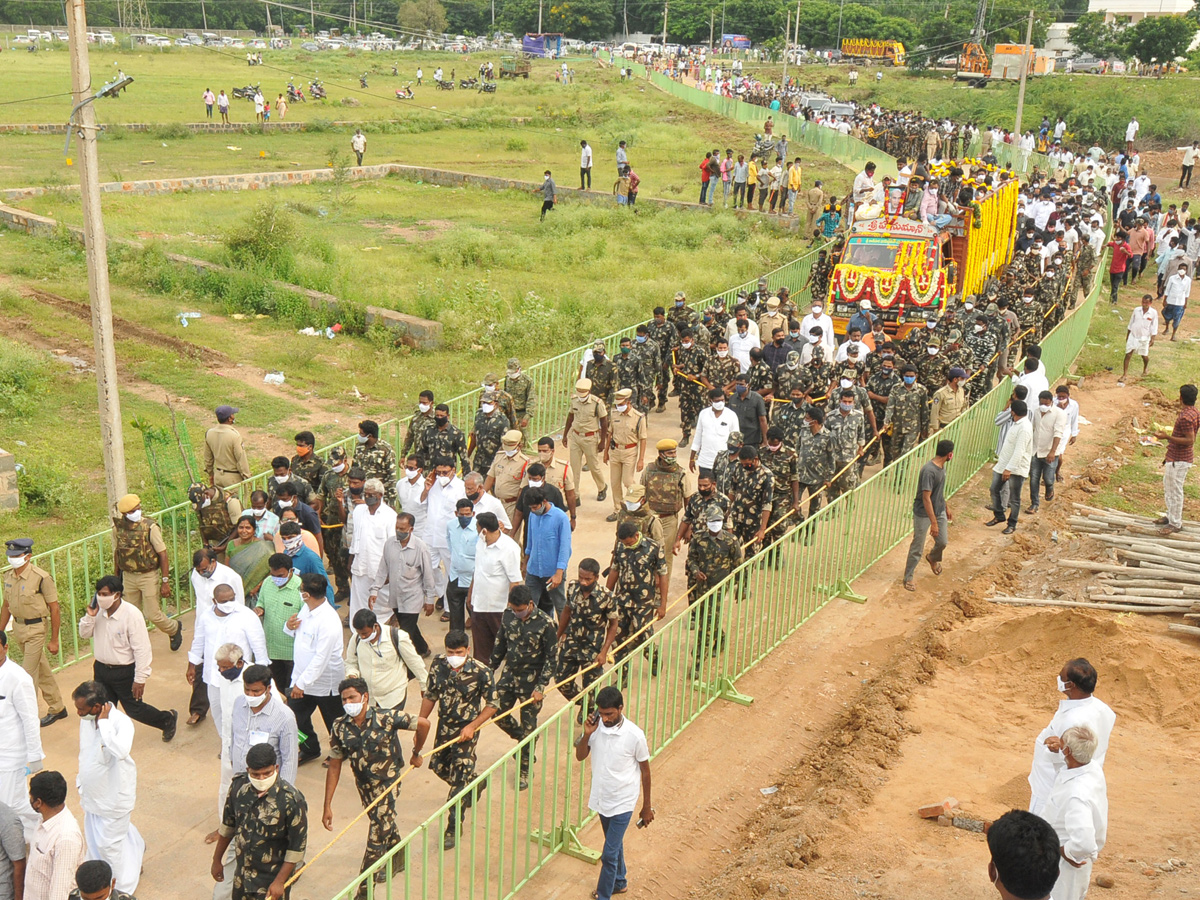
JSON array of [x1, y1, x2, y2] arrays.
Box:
[[965, 135, 1056, 176], [19, 243, 826, 674], [323, 247, 1105, 900]]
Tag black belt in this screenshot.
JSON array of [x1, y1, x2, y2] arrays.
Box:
[[22, 617, 43, 625]]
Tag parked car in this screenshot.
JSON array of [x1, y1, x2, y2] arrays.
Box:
[[301, 42, 321, 52]]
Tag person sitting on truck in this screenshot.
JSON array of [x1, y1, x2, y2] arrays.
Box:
[[920, 181, 952, 229]]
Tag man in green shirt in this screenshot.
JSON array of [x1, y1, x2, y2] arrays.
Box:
[[254, 553, 303, 694]]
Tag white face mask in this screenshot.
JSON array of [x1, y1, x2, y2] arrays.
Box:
[[717, 350, 729, 358], [437, 475, 451, 487], [528, 478, 544, 488], [706, 521, 723, 533], [1056, 675, 1068, 693], [927, 347, 939, 356], [481, 403, 495, 414], [251, 508, 266, 518], [809, 335, 820, 344], [926, 320, 937, 329], [446, 655, 467, 668], [681, 341, 693, 349], [246, 692, 269, 709], [248, 772, 278, 793], [840, 378, 853, 389], [277, 499, 293, 509], [1040, 404, 1053, 413], [274, 475, 289, 484], [332, 462, 347, 474], [125, 510, 143, 523], [200, 498, 212, 509], [418, 402, 431, 413], [504, 448, 519, 457], [625, 500, 640, 511], [973, 324, 984, 334], [357, 434, 369, 445], [96, 592, 119, 610], [343, 701, 365, 717], [712, 401, 725, 412], [812, 306, 823, 316]]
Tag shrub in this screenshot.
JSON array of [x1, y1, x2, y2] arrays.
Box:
[[0, 341, 51, 419], [15, 461, 73, 515], [149, 122, 193, 141], [224, 201, 298, 276]]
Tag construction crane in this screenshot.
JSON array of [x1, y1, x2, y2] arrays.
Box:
[[956, 0, 990, 83]]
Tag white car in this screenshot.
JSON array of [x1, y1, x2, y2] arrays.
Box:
[[250, 39, 267, 48], [301, 41, 321, 52], [175, 37, 192, 46], [54, 31, 68, 41], [98, 32, 116, 44]]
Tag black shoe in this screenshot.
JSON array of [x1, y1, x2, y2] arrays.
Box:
[[656, 404, 667, 413], [162, 709, 178, 742], [606, 512, 618, 522], [1002, 525, 1016, 535], [1044, 492, 1054, 503], [298, 747, 321, 765], [985, 516, 1006, 526], [170, 622, 184, 652], [1153, 516, 1170, 525], [518, 774, 529, 791], [443, 828, 456, 850], [40, 709, 68, 727], [597, 488, 607, 502]]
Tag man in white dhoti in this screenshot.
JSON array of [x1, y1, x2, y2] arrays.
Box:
[[349, 478, 397, 619], [71, 681, 144, 895], [0, 632, 44, 842], [1042, 726, 1108, 900], [1028, 658, 1115, 816]]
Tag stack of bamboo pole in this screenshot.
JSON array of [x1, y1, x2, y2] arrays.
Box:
[[988, 505, 1200, 632]]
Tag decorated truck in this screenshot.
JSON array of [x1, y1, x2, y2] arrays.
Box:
[[827, 178, 1019, 337]]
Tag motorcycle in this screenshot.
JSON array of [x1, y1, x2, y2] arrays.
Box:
[[359, 72, 369, 88], [751, 133, 779, 160], [232, 83, 260, 101], [477, 81, 497, 93], [395, 82, 415, 100], [459, 77, 478, 89], [435, 79, 454, 91], [309, 79, 327, 100], [391, 64, 399, 76], [286, 81, 306, 103]]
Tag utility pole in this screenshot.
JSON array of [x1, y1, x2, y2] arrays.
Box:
[[200, 0, 207, 31], [794, 0, 801, 48], [65, 0, 128, 511], [720, 0, 725, 49], [310, 0, 314, 31], [782, 9, 790, 84], [661, 0, 668, 46], [538, 0, 543, 34], [835, 0, 845, 49], [709, 10, 714, 49], [1013, 9, 1034, 135]]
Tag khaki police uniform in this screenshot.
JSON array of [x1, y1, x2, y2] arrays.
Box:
[[607, 396, 647, 513], [111, 517, 179, 637], [2, 563, 65, 714], [566, 389, 609, 496], [203, 422, 250, 507], [540, 457, 575, 497], [758, 308, 788, 340], [487, 450, 531, 523]]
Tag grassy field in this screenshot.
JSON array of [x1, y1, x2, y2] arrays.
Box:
[[0, 48, 850, 197]]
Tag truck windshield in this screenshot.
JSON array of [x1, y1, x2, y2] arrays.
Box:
[[841, 237, 934, 270]]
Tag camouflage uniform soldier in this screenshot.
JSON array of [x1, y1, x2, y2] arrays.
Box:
[[417, 406, 470, 476], [419, 632, 495, 849], [631, 326, 661, 411], [746, 349, 775, 399], [402, 392, 437, 466], [290, 431, 327, 492], [708, 338, 741, 394], [773, 388, 809, 452], [605, 523, 668, 675], [325, 677, 430, 894], [772, 352, 807, 411], [883, 366, 930, 457], [639, 439, 690, 582], [503, 358, 538, 431], [727, 446, 774, 556], [584, 342, 618, 406], [481, 374, 517, 428], [355, 420, 398, 506], [964, 315, 1000, 402], [805, 251, 831, 301], [676, 474, 730, 552], [805, 350, 835, 403], [613, 484, 664, 552], [553, 561, 619, 710], [468, 392, 512, 476], [672, 330, 710, 441], [712, 431, 742, 497], [943, 331, 976, 382], [614, 338, 650, 412], [826, 389, 867, 499], [795, 408, 836, 521], [759, 426, 800, 544], [917, 339, 950, 392], [317, 447, 352, 602], [900, 324, 932, 362], [685, 504, 742, 668], [215, 744, 308, 900], [866, 356, 899, 463], [482, 588, 557, 789], [644, 308, 677, 412], [667, 291, 701, 338], [1015, 287, 1044, 344]]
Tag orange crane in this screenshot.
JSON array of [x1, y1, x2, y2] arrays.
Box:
[[956, 0, 990, 82]]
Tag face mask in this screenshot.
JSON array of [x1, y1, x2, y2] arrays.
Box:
[[973, 324, 985, 334], [396, 531, 412, 543], [250, 508, 266, 518], [274, 475, 290, 485], [840, 401, 853, 412], [717, 349, 729, 358], [706, 521, 724, 533], [1040, 404, 1053, 413], [926, 321, 937, 330], [365, 495, 381, 507], [271, 574, 290, 587], [681, 341, 693, 349], [97, 592, 119, 610], [350, 486, 364, 497], [7, 553, 29, 567], [343, 701, 365, 717], [790, 331, 800, 340], [246, 692, 269, 709], [903, 375, 916, 385], [1024, 296, 1034, 304], [712, 401, 725, 412], [927, 347, 939, 356], [81, 712, 97, 722], [675, 300, 684, 307], [636, 335, 647, 343], [446, 655, 467, 668], [735, 385, 748, 395], [125, 510, 143, 523], [277, 499, 293, 509], [1057, 398, 1069, 407], [538, 450, 554, 462], [357, 434, 369, 444], [616, 403, 628, 413], [332, 462, 347, 474], [248, 772, 278, 793], [435, 416, 449, 427], [502, 447, 519, 458], [283, 536, 303, 555], [419, 402, 431, 413], [767, 441, 782, 451], [1056, 676, 1068, 693], [812, 306, 823, 316], [840, 378, 853, 389], [458, 514, 474, 527], [199, 497, 212, 510], [220, 665, 242, 682], [512, 607, 533, 620], [809, 335, 820, 344], [481, 402, 495, 414], [620, 346, 632, 355], [528, 478, 544, 488]]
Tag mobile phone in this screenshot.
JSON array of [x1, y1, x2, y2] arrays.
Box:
[[587, 712, 599, 727], [636, 809, 654, 828], [89, 593, 99, 610]]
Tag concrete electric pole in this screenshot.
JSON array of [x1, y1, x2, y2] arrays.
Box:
[[65, 0, 128, 511], [1013, 9, 1034, 136]]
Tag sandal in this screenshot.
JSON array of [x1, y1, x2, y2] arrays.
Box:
[[903, 581, 916, 592], [925, 554, 942, 575]]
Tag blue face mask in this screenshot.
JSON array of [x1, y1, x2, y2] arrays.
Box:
[[220, 665, 242, 682], [735, 384, 748, 395], [903, 375, 916, 385], [635, 335, 647, 343], [271, 574, 290, 587], [457, 515, 474, 528]]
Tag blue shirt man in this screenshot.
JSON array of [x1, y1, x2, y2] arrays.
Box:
[[522, 487, 572, 617], [280, 522, 336, 604], [445, 499, 478, 632]]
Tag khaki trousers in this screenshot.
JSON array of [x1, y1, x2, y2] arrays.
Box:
[[569, 432, 608, 494], [212, 472, 244, 518], [608, 447, 639, 511], [12, 620, 64, 713], [658, 511, 681, 582], [121, 569, 179, 636]]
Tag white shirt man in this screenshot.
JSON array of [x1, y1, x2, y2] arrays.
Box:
[[727, 328, 760, 373], [690, 400, 740, 471], [852, 166, 875, 205], [228, 678, 298, 784], [1028, 672, 1115, 816], [1031, 399, 1068, 464], [1029, 197, 1056, 232], [1055, 391, 1081, 455], [1125, 303, 1159, 355], [995, 412, 1034, 480], [1054, 119, 1067, 141], [835, 338, 871, 363], [396, 467, 427, 539], [1014, 364, 1049, 402], [77, 702, 144, 894], [25, 792, 85, 900], [187, 590, 268, 737], [349, 498, 398, 618], [469, 530, 522, 614], [0, 649, 43, 841], [1125, 118, 1139, 144], [799, 305, 836, 357], [285, 596, 345, 698], [1043, 753, 1108, 900], [724, 315, 760, 343], [465, 481, 512, 531], [423, 473, 466, 599], [581, 142, 593, 169], [1164, 267, 1192, 309], [190, 559, 246, 615]]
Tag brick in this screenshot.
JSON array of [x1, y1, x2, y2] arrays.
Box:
[[943, 797, 959, 810], [918, 802, 945, 819]]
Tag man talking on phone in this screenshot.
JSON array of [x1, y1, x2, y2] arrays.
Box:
[[575, 686, 652, 900]]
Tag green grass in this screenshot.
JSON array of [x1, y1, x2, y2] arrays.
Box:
[[0, 49, 850, 197]]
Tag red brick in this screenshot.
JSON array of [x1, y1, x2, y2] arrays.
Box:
[[918, 802, 945, 818]]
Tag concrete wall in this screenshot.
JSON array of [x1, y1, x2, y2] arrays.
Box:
[[0, 450, 18, 512]]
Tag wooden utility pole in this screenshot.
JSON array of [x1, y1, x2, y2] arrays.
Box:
[[709, 10, 714, 49], [310, 0, 315, 31], [1013, 9, 1034, 135], [661, 0, 668, 46], [782, 9, 790, 84], [65, 0, 127, 511], [201, 0, 207, 30], [794, 0, 801, 48], [538, 0, 543, 34]]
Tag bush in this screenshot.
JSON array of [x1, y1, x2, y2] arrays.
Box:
[[149, 122, 193, 141], [505, 137, 528, 152], [0, 341, 51, 419], [15, 461, 73, 515], [224, 201, 298, 276]]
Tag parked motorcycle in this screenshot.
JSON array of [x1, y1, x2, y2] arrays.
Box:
[[359, 72, 369, 88], [232, 83, 260, 101], [309, 79, 327, 100], [287, 81, 306, 103], [477, 81, 497, 93], [435, 79, 454, 91]]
